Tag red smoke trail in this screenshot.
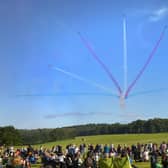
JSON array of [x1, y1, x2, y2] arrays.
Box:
[[78, 32, 122, 96], [124, 26, 167, 98]]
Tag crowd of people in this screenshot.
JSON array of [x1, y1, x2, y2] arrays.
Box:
[[0, 141, 168, 168]]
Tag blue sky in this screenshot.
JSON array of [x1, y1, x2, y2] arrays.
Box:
[[0, 0, 168, 129]]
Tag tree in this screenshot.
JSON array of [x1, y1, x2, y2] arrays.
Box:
[[0, 126, 22, 145]]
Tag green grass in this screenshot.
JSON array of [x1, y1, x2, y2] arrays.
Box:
[[31, 132, 168, 149]]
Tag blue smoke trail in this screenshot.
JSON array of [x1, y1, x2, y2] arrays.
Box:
[[16, 92, 118, 98], [128, 88, 168, 98]]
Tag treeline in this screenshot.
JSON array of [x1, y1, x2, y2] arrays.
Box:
[[0, 118, 168, 145], [19, 127, 76, 145], [0, 126, 22, 145]]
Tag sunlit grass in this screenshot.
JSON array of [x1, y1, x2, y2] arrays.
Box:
[[30, 132, 168, 149]]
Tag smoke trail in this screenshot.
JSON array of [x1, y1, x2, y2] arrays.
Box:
[[123, 15, 128, 95], [78, 32, 122, 96], [16, 92, 118, 97], [128, 87, 168, 98], [125, 26, 167, 98], [50, 66, 116, 94]]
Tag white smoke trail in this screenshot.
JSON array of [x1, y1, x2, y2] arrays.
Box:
[[51, 66, 116, 94], [123, 15, 128, 96]]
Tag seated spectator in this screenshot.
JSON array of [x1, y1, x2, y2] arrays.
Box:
[[162, 153, 168, 168], [143, 149, 149, 162], [0, 156, 2, 168]]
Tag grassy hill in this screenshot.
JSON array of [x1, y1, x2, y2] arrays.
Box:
[[33, 132, 168, 148]]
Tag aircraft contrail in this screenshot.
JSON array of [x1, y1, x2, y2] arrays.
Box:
[[129, 87, 168, 98], [78, 32, 122, 96], [123, 15, 128, 96], [50, 66, 116, 94], [124, 25, 167, 98]]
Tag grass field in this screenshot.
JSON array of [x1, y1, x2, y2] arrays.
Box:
[[31, 162, 150, 168], [33, 132, 168, 148], [28, 133, 168, 168]]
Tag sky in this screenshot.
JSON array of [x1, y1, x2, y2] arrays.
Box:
[[0, 0, 168, 129]]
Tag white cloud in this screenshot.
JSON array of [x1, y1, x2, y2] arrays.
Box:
[[149, 7, 168, 22]]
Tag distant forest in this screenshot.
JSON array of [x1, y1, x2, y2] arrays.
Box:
[[0, 118, 168, 145]]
